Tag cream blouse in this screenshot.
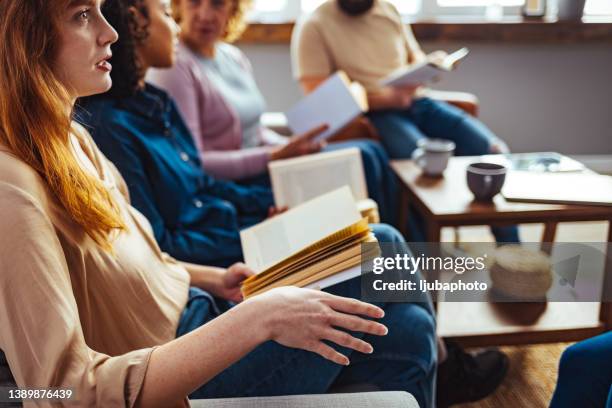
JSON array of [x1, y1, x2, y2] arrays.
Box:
[[0, 123, 191, 407]]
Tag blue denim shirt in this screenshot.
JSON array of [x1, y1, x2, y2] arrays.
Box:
[[77, 84, 272, 267]]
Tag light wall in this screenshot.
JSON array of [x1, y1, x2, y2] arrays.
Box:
[[239, 42, 612, 155]]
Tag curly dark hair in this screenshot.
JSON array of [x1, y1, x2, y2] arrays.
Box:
[[100, 0, 150, 98]]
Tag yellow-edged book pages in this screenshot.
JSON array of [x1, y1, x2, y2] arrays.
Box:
[[240, 187, 379, 298], [245, 235, 381, 298], [242, 223, 371, 295]]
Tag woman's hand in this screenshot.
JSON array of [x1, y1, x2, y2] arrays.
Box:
[[270, 124, 328, 161], [247, 286, 388, 365], [208, 263, 255, 303], [267, 206, 288, 219]]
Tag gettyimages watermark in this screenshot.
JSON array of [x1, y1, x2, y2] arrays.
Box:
[[360, 242, 612, 303]]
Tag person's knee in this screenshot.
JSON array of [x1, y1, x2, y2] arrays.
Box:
[[356, 142, 383, 177], [371, 224, 404, 243], [410, 305, 436, 348], [390, 304, 437, 370], [412, 309, 437, 375], [357, 139, 388, 159], [558, 341, 596, 377]]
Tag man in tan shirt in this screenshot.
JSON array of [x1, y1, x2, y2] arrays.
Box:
[[291, 0, 520, 236], [291, 0, 510, 160]]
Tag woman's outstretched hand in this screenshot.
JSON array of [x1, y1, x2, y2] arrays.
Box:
[[270, 124, 328, 161], [247, 286, 388, 365]]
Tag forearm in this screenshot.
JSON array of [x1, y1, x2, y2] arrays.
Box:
[[367, 89, 400, 111], [409, 49, 428, 64], [181, 261, 224, 292], [135, 300, 267, 408], [200, 147, 272, 181]]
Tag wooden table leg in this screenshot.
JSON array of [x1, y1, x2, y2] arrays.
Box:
[[426, 222, 441, 243], [541, 221, 558, 254], [423, 222, 442, 305], [600, 220, 612, 331], [398, 187, 409, 238]]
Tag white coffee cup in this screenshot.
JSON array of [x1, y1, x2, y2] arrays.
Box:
[[412, 138, 456, 176]]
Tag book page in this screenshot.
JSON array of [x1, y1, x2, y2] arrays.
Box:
[[243, 225, 371, 291], [285, 72, 365, 142], [502, 172, 612, 206], [381, 48, 469, 87], [240, 186, 362, 272], [304, 265, 361, 290], [269, 148, 368, 208], [439, 47, 470, 70], [381, 62, 444, 87]]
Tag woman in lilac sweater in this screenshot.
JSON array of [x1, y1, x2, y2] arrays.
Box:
[[146, 0, 400, 225]]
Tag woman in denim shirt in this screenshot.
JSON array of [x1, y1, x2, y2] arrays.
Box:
[[79, 79, 274, 267]]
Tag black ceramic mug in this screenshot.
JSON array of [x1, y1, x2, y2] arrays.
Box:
[[467, 162, 507, 201]]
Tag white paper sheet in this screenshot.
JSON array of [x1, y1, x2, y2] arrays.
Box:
[[285, 72, 366, 142]]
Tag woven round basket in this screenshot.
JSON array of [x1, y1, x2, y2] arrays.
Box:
[[490, 245, 553, 300]]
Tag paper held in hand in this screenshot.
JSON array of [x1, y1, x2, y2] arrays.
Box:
[[381, 47, 470, 87], [285, 71, 368, 142], [240, 187, 380, 298], [268, 148, 379, 223]]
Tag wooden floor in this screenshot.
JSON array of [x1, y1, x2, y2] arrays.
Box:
[[456, 342, 569, 408], [444, 221, 608, 408]]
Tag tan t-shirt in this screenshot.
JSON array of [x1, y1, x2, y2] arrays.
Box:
[[0, 124, 190, 407], [291, 0, 420, 91]]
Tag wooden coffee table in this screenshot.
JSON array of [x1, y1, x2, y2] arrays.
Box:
[[391, 156, 612, 347]]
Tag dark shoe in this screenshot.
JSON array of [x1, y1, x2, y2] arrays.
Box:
[[436, 341, 509, 407]]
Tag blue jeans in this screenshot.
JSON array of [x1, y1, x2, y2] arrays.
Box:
[[550, 331, 612, 408], [368, 98, 520, 244], [176, 224, 437, 408]]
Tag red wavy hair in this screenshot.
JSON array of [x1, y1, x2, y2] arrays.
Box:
[[0, 0, 125, 248]]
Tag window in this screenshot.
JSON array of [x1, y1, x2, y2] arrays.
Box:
[[585, 0, 612, 15], [248, 0, 612, 22], [302, 0, 420, 14]]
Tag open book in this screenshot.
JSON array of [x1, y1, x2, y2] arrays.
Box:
[[502, 172, 612, 206], [269, 148, 379, 223], [240, 187, 380, 298], [285, 71, 368, 142], [479, 152, 585, 173], [381, 48, 470, 87]]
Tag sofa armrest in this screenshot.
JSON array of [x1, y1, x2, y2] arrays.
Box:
[[190, 391, 417, 408]]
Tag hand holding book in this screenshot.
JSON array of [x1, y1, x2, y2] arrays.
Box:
[[270, 124, 329, 161], [380, 47, 470, 88], [240, 187, 381, 298]]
